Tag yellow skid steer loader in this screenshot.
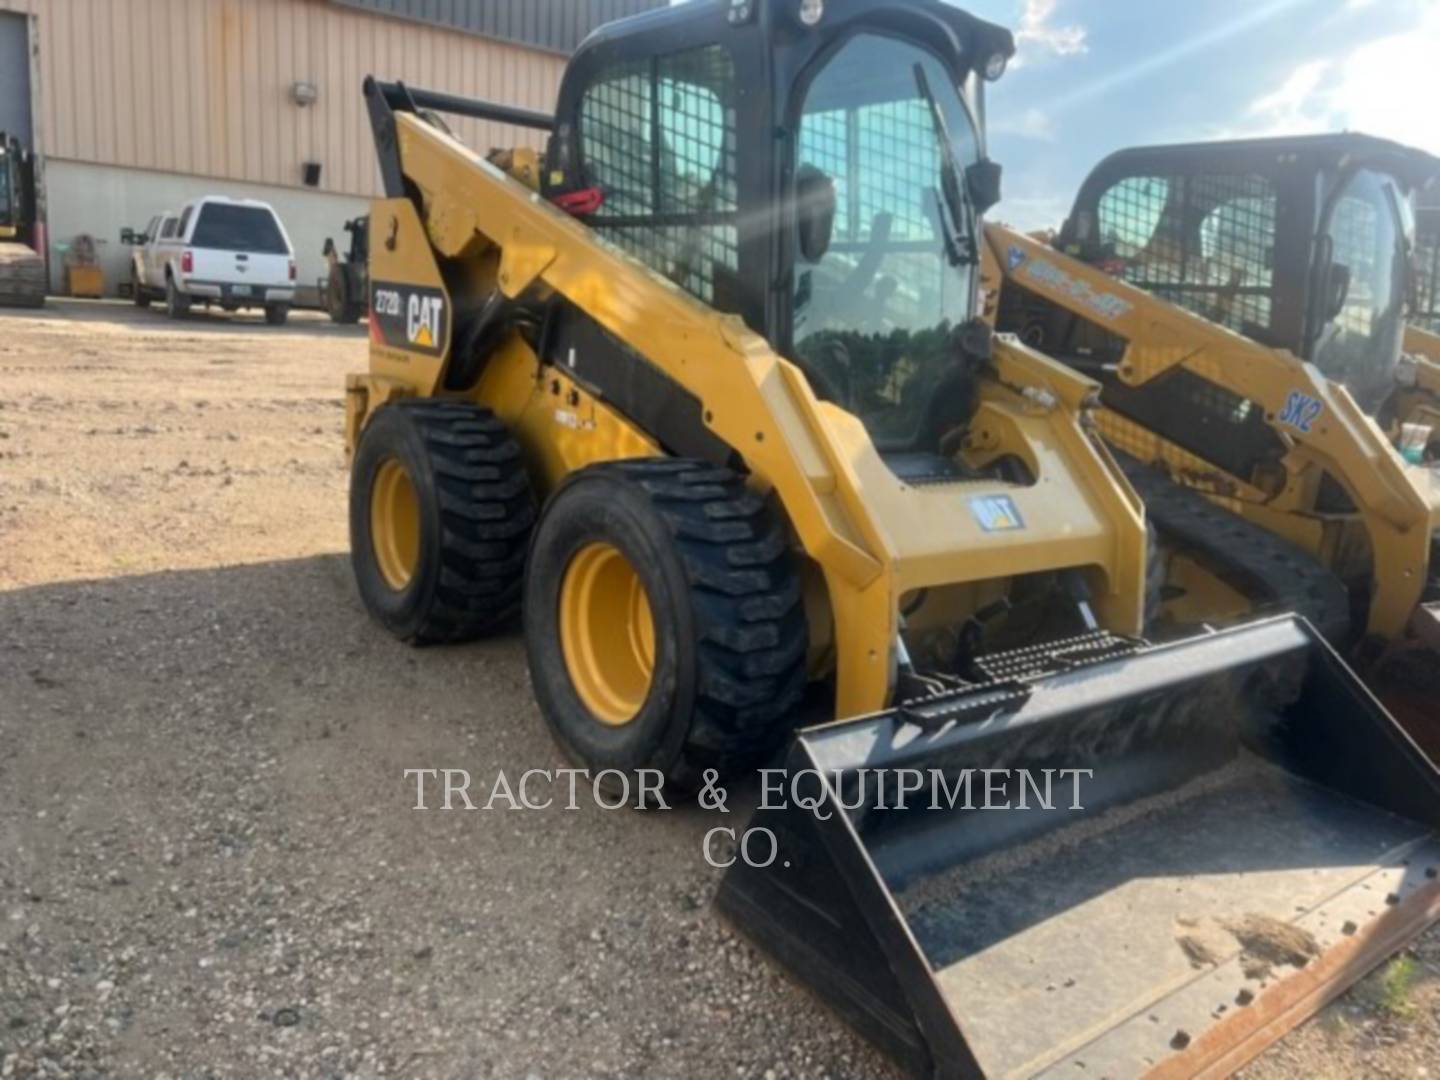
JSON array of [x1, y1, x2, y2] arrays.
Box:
[[343, 6, 1440, 1076], [986, 135, 1440, 745]]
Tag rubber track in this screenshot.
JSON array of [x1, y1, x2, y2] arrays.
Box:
[[600, 458, 808, 781], [1118, 453, 1352, 645], [398, 399, 535, 644]]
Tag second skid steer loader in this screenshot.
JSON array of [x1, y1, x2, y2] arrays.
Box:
[[987, 135, 1440, 738], [343, 4, 1440, 1075]]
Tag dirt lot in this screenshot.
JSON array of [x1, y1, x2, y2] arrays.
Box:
[[0, 300, 1436, 1078]]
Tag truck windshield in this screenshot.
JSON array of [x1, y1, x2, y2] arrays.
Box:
[[1311, 168, 1410, 413], [191, 204, 289, 255], [791, 34, 980, 449]]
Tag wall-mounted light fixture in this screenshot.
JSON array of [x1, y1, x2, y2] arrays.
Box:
[[291, 81, 319, 107]]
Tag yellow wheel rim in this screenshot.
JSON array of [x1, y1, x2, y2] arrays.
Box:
[[370, 458, 421, 590], [558, 541, 656, 726]]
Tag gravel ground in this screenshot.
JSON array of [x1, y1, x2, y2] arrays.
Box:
[[0, 300, 1435, 1079], [0, 301, 890, 1080]]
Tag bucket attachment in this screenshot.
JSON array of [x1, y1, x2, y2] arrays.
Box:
[[717, 617, 1440, 1078]]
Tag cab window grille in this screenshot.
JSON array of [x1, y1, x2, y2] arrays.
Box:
[[1095, 172, 1278, 337], [1414, 204, 1440, 332], [1328, 192, 1381, 339], [798, 110, 849, 238], [578, 46, 738, 306], [854, 100, 937, 244], [797, 97, 945, 334], [579, 60, 653, 219]]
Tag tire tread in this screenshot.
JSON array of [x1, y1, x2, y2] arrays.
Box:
[[593, 458, 808, 784], [392, 399, 534, 643]]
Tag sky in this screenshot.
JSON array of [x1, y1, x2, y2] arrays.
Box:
[[674, 0, 1440, 230], [970, 0, 1440, 229]]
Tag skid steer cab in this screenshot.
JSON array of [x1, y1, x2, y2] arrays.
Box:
[[342, 1, 1440, 1075]]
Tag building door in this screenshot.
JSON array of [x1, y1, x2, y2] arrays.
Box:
[[0, 12, 33, 148]]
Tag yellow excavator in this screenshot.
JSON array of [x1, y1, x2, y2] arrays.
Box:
[[0, 131, 45, 307], [343, 4, 1440, 1075], [986, 134, 1440, 742]]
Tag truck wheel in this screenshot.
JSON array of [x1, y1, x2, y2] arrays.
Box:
[[524, 459, 808, 793], [350, 400, 535, 643], [132, 279, 150, 309], [328, 298, 363, 325], [264, 303, 290, 326], [326, 277, 363, 324], [165, 277, 190, 318]]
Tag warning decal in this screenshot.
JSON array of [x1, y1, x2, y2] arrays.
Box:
[[370, 282, 449, 357]]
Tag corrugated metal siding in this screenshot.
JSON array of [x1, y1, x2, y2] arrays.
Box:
[[329, 0, 665, 56], [0, 0, 571, 196]]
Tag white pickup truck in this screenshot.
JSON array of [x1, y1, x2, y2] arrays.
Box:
[[124, 196, 296, 324]]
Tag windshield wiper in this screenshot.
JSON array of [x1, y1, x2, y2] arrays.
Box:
[[913, 62, 978, 267]]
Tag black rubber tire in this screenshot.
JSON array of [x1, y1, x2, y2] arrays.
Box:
[[326, 276, 363, 324], [329, 301, 363, 325], [524, 459, 808, 792], [132, 275, 150, 309], [165, 276, 190, 318], [264, 303, 290, 326], [350, 400, 535, 643]]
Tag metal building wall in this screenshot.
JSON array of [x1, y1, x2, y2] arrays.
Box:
[[329, 0, 666, 56], [0, 0, 576, 197]]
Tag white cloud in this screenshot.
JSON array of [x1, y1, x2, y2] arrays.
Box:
[[1246, 60, 1333, 128], [1228, 7, 1440, 154], [1012, 0, 1087, 67], [991, 107, 1057, 141], [1339, 19, 1440, 152]]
